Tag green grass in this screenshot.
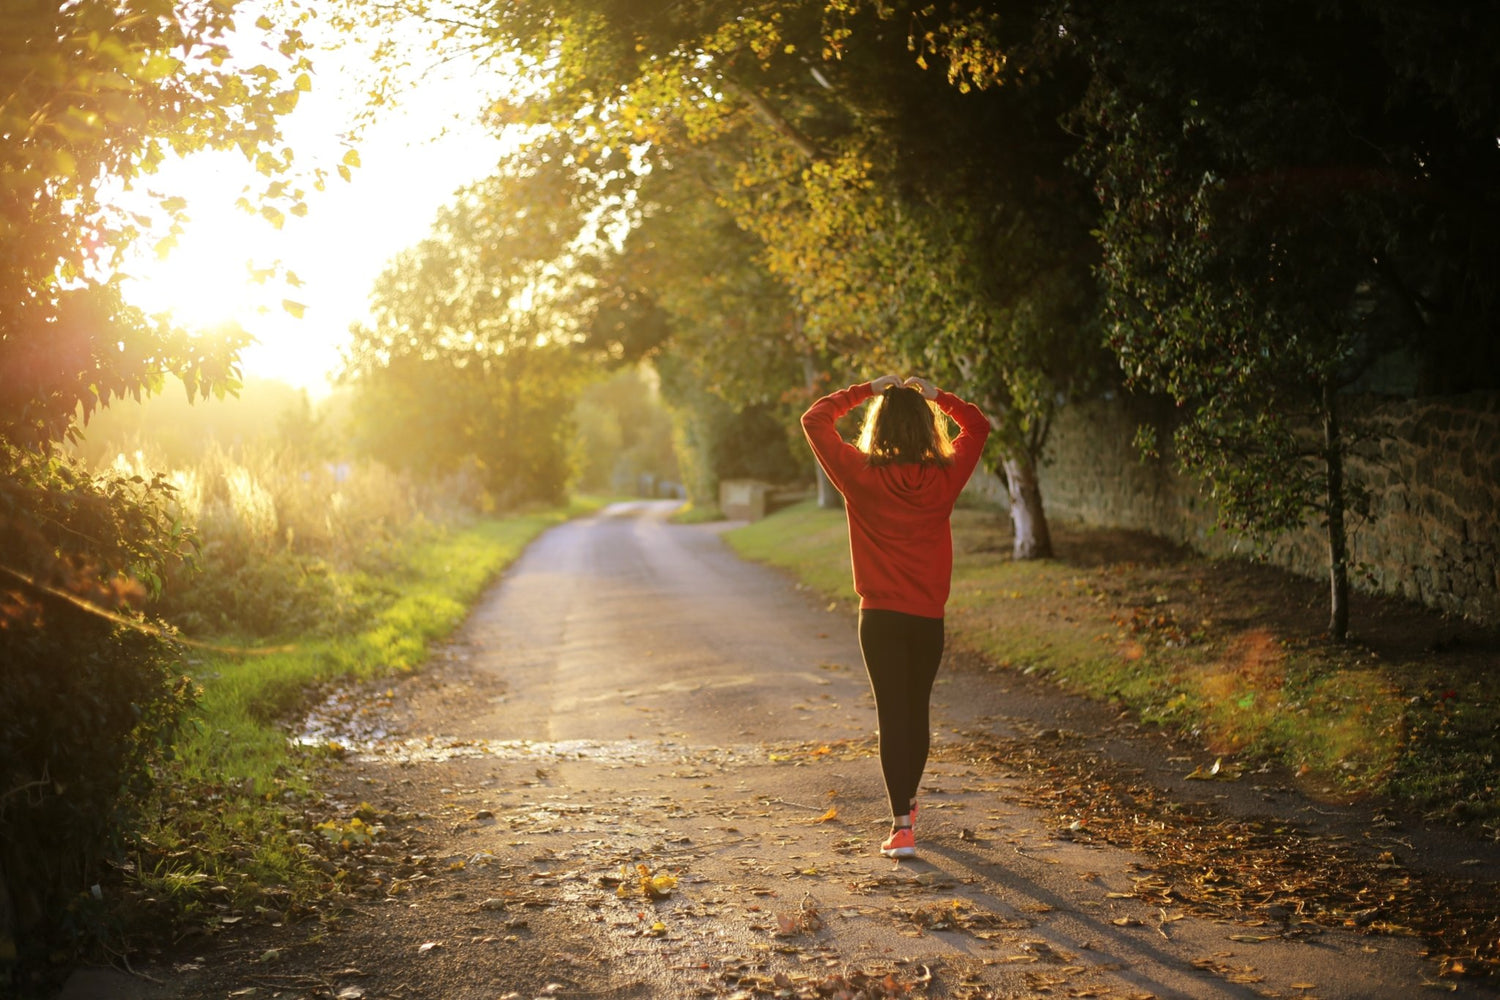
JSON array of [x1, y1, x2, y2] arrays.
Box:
[[725, 499, 1491, 823], [131, 499, 601, 920], [670, 501, 722, 524], [724, 500, 857, 601]]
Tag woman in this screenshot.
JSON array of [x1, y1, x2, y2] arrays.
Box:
[[801, 374, 990, 858]]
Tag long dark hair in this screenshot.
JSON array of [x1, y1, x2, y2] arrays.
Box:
[[857, 386, 953, 466]]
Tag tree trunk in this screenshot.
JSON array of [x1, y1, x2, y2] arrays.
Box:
[[802, 351, 843, 511], [1322, 381, 1350, 640], [1002, 454, 1053, 560], [814, 463, 844, 510]]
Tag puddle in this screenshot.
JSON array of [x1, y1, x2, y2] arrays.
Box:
[[291, 681, 868, 769], [349, 736, 759, 767], [294, 718, 764, 769]]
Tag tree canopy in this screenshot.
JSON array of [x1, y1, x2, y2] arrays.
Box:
[[376, 0, 1499, 631], [1064, 0, 1500, 636]]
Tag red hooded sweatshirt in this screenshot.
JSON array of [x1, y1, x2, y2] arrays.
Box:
[[801, 382, 990, 619]]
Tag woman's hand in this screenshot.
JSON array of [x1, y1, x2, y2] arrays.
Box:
[[869, 373, 904, 393], [904, 375, 938, 400]]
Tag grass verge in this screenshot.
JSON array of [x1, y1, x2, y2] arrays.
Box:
[[724, 498, 1499, 832], [117, 499, 601, 950]]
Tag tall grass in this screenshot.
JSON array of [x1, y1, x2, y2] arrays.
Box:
[[104, 441, 481, 638]]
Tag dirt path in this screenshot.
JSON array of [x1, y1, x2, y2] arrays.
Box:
[[65, 501, 1499, 999]]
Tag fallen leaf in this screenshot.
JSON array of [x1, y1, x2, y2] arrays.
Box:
[[816, 806, 839, 823], [417, 941, 442, 954]]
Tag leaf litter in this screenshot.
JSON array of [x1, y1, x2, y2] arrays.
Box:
[[944, 730, 1500, 981]]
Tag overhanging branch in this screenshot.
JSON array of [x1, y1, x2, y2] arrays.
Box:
[[719, 76, 825, 162]]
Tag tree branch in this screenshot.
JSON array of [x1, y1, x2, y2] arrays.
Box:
[[718, 76, 825, 162]]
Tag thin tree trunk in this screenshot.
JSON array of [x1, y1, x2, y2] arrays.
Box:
[[1002, 454, 1053, 560], [802, 351, 843, 511], [1323, 381, 1350, 640]]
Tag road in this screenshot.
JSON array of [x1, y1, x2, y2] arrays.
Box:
[[64, 500, 1496, 999]]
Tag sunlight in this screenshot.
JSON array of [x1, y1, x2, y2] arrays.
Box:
[[121, 162, 284, 331], [115, 8, 517, 396]]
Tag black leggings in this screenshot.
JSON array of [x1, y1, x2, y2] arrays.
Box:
[[857, 608, 945, 820]]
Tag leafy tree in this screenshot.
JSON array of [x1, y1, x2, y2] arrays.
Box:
[[413, 0, 1111, 554], [341, 169, 589, 506], [573, 365, 680, 495], [1062, 0, 1500, 637], [581, 155, 823, 508], [0, 0, 315, 968]]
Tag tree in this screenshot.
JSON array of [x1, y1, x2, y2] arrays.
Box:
[[572, 365, 679, 495], [420, 0, 1111, 554], [341, 168, 590, 506], [1062, 0, 1500, 638], [581, 154, 823, 508], [0, 0, 316, 968]]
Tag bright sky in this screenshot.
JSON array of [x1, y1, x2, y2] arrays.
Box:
[[120, 12, 513, 398]]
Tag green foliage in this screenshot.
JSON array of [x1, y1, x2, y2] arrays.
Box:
[[1059, 0, 1500, 633], [341, 170, 592, 507], [572, 366, 680, 495], [413, 0, 1111, 555], [657, 355, 806, 507], [150, 450, 414, 640], [0, 0, 315, 452]]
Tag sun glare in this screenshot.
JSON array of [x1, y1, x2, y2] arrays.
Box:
[[115, 13, 516, 396], [124, 195, 275, 333]]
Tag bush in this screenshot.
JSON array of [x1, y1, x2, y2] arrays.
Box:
[[0, 605, 191, 974]]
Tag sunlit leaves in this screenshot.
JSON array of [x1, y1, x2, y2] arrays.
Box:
[[1, 0, 315, 453]]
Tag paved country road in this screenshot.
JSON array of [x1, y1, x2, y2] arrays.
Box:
[[65, 501, 1499, 1000]]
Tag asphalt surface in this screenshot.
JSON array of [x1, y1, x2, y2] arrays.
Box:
[[60, 499, 1498, 999]]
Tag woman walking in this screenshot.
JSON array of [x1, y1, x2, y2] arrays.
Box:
[[801, 374, 990, 858]]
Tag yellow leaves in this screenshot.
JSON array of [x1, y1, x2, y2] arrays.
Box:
[[815, 806, 838, 823], [616, 863, 676, 900], [281, 299, 306, 319], [140, 53, 183, 82], [338, 148, 361, 183], [294, 72, 312, 92], [312, 815, 379, 851]]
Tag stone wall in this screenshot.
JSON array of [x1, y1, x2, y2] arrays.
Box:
[[972, 392, 1500, 624]]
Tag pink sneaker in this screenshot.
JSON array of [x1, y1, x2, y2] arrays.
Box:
[[881, 825, 916, 858]]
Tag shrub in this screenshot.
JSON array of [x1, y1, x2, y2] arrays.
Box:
[[0, 605, 191, 972]]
